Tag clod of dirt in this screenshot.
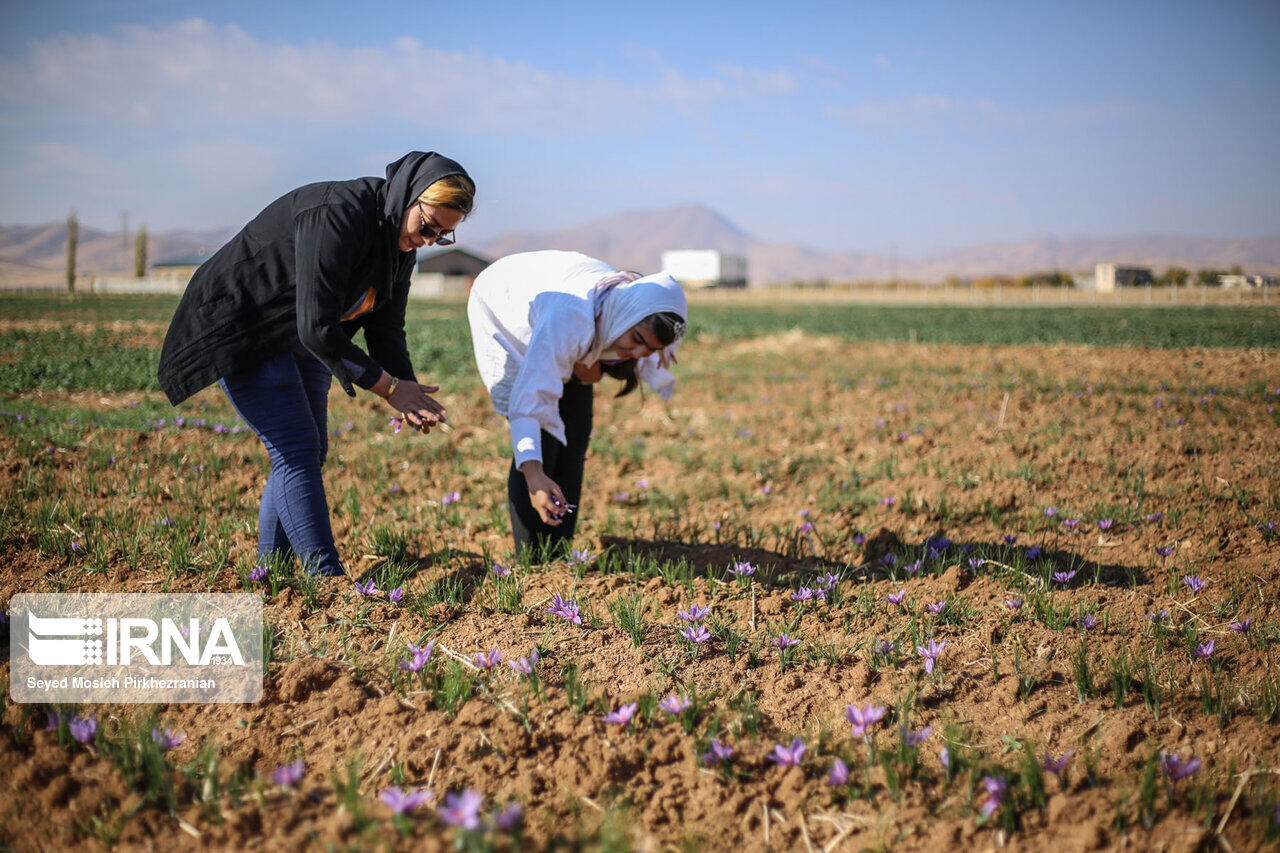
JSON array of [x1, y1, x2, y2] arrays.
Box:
[[939, 563, 974, 591]]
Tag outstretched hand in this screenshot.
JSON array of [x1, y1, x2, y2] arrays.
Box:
[[524, 469, 569, 526], [387, 380, 447, 435]]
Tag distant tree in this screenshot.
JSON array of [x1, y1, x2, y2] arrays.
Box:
[[1160, 266, 1189, 288], [1195, 269, 1223, 288], [1228, 264, 1244, 275], [134, 225, 148, 277], [66, 210, 78, 292]]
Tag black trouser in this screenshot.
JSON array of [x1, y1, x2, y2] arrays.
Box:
[[507, 378, 594, 559]]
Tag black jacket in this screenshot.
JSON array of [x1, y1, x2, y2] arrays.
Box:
[[157, 152, 470, 405]]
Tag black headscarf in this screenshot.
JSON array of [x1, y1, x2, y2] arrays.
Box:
[[381, 151, 472, 231]]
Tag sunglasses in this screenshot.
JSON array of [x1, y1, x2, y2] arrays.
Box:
[[417, 202, 456, 246]]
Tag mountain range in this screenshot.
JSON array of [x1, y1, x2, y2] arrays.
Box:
[[2, 206, 1277, 286]]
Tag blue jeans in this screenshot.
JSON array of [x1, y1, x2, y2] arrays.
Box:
[[219, 351, 345, 577]]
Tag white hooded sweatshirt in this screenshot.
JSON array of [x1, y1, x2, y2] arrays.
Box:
[[467, 250, 687, 467]]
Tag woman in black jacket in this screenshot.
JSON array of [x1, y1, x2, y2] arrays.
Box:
[[158, 151, 474, 578]]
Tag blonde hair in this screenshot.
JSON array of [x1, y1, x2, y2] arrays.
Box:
[[419, 174, 475, 217]]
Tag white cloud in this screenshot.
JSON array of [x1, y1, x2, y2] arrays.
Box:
[[825, 93, 1028, 133], [826, 92, 1151, 134], [166, 139, 283, 190], [873, 54, 891, 70], [0, 20, 795, 134]]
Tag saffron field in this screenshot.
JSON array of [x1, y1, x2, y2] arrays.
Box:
[[1, 294, 1278, 851]]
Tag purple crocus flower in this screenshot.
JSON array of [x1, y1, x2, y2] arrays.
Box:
[[659, 694, 692, 715], [886, 589, 906, 608], [491, 563, 512, 577], [1026, 546, 1043, 561], [1061, 519, 1079, 530], [494, 802, 524, 832], [925, 600, 947, 615], [1043, 506, 1058, 518], [872, 638, 896, 656], [69, 715, 97, 744], [1002, 534, 1018, 545], [546, 593, 583, 625], [967, 557, 983, 570], [381, 787, 433, 814], [825, 758, 850, 786], [70, 541, 83, 554], [1156, 545, 1175, 558], [1182, 574, 1207, 593], [390, 417, 404, 434], [399, 640, 435, 672], [1079, 614, 1099, 632], [1147, 609, 1170, 622], [45, 710, 65, 730], [437, 789, 484, 829], [474, 649, 503, 670], [355, 579, 378, 596], [389, 586, 404, 603], [603, 703, 637, 726], [1160, 752, 1201, 782], [771, 634, 800, 651], [677, 605, 710, 623], [904, 560, 922, 575], [728, 561, 756, 578], [768, 737, 806, 767], [701, 738, 733, 766], [1228, 618, 1253, 634], [158, 516, 175, 528], [880, 553, 897, 568], [1194, 640, 1215, 660], [680, 624, 711, 644], [442, 490, 460, 505], [799, 522, 815, 534], [980, 776, 1008, 818], [508, 650, 540, 674], [917, 639, 946, 673], [880, 496, 896, 506], [1097, 519, 1113, 531], [566, 548, 594, 566], [1041, 750, 1073, 777], [271, 759, 306, 788], [845, 703, 887, 737], [1146, 512, 1164, 523], [901, 725, 933, 747], [151, 727, 185, 752], [817, 572, 841, 590], [1005, 597, 1024, 610], [791, 587, 817, 602], [1052, 569, 1077, 585], [248, 564, 268, 582]]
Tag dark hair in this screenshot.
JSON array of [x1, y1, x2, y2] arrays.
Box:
[[604, 311, 686, 398]]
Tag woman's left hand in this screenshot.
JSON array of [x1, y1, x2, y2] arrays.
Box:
[[572, 361, 603, 383]]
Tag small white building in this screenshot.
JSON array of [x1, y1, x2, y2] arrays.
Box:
[[660, 249, 748, 289], [411, 246, 492, 298], [1219, 273, 1277, 289], [1091, 263, 1153, 293]]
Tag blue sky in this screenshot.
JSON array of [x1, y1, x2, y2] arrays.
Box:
[[1, 1, 1277, 253]]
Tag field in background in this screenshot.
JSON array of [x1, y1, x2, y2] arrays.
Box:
[[1, 294, 1278, 851]]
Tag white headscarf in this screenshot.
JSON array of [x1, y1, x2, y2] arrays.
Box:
[[589, 272, 688, 364]]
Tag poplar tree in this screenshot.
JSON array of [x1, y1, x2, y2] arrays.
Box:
[[134, 225, 148, 277], [66, 211, 78, 292]]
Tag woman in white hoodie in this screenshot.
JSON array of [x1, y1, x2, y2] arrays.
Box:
[[468, 250, 687, 558]]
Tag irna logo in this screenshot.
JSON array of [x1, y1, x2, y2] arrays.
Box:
[[27, 612, 245, 667]]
